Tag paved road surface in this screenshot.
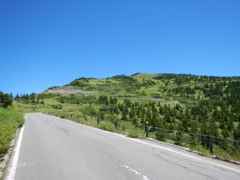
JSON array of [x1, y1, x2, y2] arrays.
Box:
[[4, 113, 240, 180]]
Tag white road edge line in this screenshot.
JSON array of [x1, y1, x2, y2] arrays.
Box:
[[49, 115, 240, 173], [114, 133, 240, 173], [6, 125, 25, 180]]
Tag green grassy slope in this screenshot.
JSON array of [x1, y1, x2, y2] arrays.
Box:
[[13, 73, 240, 161]]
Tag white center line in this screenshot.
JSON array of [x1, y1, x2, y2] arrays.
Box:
[[124, 165, 150, 180]]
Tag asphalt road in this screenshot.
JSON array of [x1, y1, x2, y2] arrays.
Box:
[[4, 113, 240, 180]]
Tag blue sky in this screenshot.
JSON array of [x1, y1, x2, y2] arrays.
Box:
[[1, 0, 240, 95]]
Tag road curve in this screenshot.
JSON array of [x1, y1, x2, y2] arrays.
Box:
[[4, 113, 240, 180]]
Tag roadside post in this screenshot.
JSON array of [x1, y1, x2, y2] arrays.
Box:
[[145, 121, 149, 138], [209, 134, 213, 154], [114, 120, 118, 129]]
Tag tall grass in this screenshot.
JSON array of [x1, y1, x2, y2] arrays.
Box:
[[0, 108, 24, 158]]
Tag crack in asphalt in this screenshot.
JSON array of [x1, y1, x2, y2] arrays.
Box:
[[149, 150, 219, 180], [95, 145, 151, 180]]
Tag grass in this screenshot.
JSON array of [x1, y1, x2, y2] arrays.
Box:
[[187, 145, 240, 163], [128, 127, 142, 138], [98, 121, 116, 131], [48, 112, 148, 138], [131, 73, 159, 79], [146, 130, 240, 162]]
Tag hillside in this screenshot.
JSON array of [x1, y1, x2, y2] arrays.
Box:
[[13, 73, 240, 161], [46, 73, 240, 105]]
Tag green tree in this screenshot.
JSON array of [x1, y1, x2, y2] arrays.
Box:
[[233, 123, 240, 141], [0, 91, 13, 108], [174, 122, 184, 145], [156, 129, 166, 142], [233, 123, 240, 151], [189, 121, 198, 146]]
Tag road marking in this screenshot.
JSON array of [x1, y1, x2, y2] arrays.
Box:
[[131, 138, 240, 173], [46, 115, 240, 174], [18, 162, 35, 167], [113, 133, 240, 173], [6, 126, 25, 180], [124, 165, 150, 180]]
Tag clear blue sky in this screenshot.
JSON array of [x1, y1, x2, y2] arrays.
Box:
[[1, 0, 240, 96]]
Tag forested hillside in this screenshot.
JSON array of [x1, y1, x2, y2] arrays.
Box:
[[16, 73, 240, 141], [12, 73, 240, 160]]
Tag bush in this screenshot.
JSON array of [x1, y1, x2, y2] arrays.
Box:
[[98, 121, 115, 131], [118, 121, 129, 131], [60, 114, 66, 119], [128, 128, 140, 138], [0, 108, 24, 158], [51, 104, 62, 109], [156, 130, 166, 142], [0, 91, 13, 108], [99, 106, 109, 112]]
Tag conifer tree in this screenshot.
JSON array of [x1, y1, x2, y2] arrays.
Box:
[[233, 123, 240, 151], [175, 122, 184, 146], [0, 91, 13, 108]]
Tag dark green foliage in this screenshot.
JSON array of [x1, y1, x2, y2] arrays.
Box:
[[50, 104, 62, 109], [233, 123, 240, 151], [54, 94, 97, 105], [69, 77, 93, 87], [111, 74, 136, 81], [80, 105, 97, 116], [234, 123, 240, 141], [0, 91, 13, 108], [99, 106, 109, 112], [131, 117, 139, 126], [131, 72, 142, 76], [109, 96, 118, 104], [175, 131, 183, 146], [98, 95, 109, 105], [16, 92, 58, 105], [156, 129, 166, 142]]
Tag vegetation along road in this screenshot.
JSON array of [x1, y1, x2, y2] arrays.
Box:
[[4, 113, 240, 180]]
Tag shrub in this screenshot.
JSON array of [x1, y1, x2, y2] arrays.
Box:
[[128, 128, 140, 138], [0, 108, 24, 158], [98, 121, 115, 131]]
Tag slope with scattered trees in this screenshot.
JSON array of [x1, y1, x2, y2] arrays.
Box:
[[9, 73, 240, 161]]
